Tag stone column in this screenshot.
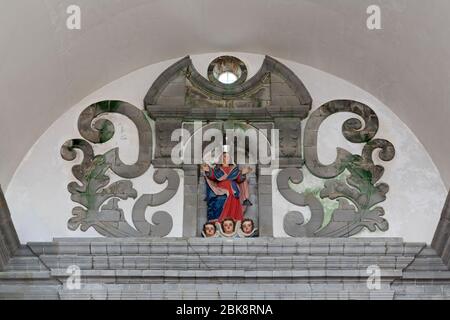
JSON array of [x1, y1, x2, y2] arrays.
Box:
[[0, 185, 20, 270]]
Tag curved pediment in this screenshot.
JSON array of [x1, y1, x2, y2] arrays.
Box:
[[144, 55, 312, 120]]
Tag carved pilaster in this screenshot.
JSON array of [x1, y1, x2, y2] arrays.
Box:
[[275, 118, 302, 168], [153, 118, 183, 168], [258, 171, 273, 236], [183, 165, 199, 237]]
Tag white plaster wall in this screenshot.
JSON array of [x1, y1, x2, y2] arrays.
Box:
[[5, 52, 447, 243]]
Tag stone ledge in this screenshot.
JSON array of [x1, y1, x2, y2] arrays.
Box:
[[0, 237, 446, 299], [402, 271, 450, 279], [47, 268, 403, 279], [0, 271, 51, 279], [27, 238, 420, 257], [34, 254, 414, 271]]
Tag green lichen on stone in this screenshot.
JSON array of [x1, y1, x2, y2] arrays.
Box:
[[97, 100, 121, 113], [92, 101, 121, 143], [143, 110, 153, 125], [256, 99, 263, 108], [231, 120, 250, 132], [98, 120, 114, 143], [302, 186, 340, 228], [82, 154, 109, 210], [336, 154, 378, 208], [71, 139, 84, 148]]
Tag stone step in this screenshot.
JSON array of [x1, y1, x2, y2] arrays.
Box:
[[392, 283, 450, 300], [0, 270, 59, 285], [35, 254, 416, 270], [0, 270, 51, 279], [27, 237, 425, 257], [49, 268, 405, 279], [0, 283, 396, 300], [5, 256, 48, 271], [402, 271, 450, 279], [0, 238, 448, 299], [404, 246, 449, 271], [0, 285, 60, 300], [2, 282, 450, 300], [56, 283, 396, 300]]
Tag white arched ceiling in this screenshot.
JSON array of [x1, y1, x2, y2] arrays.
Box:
[[1, 0, 450, 191]]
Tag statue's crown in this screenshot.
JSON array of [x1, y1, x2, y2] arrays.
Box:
[[223, 145, 231, 153]]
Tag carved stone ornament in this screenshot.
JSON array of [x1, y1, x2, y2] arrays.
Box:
[[61, 56, 395, 239], [61, 101, 179, 237], [278, 100, 395, 237], [201, 221, 258, 238]]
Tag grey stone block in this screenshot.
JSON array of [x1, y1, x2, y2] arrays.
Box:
[[310, 244, 329, 255], [108, 256, 124, 269], [403, 243, 426, 255], [93, 256, 109, 269], [106, 244, 121, 255], [120, 244, 139, 255], [90, 243, 107, 255], [3, 236, 450, 300], [150, 243, 168, 254], [343, 243, 365, 255]]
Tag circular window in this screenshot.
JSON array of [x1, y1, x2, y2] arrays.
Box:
[[218, 71, 238, 84], [208, 56, 247, 86]]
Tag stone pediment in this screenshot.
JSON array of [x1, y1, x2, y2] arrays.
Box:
[[144, 55, 312, 120]]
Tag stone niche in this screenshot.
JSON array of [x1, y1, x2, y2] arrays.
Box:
[[144, 55, 312, 237]]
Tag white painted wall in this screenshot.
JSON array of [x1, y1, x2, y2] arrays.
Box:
[[5, 53, 447, 243]]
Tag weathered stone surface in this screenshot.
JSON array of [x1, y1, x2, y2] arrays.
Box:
[[1, 238, 449, 299], [276, 100, 395, 238], [432, 191, 450, 267], [143, 55, 314, 237], [73, 101, 152, 179], [0, 186, 20, 271]]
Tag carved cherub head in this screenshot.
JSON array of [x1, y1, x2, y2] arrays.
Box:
[[221, 218, 236, 235], [202, 222, 217, 237], [241, 218, 254, 234]]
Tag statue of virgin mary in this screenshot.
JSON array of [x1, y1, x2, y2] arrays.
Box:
[[201, 146, 252, 223]]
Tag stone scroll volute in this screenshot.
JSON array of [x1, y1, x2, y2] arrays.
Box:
[[61, 100, 179, 237], [278, 100, 395, 237]]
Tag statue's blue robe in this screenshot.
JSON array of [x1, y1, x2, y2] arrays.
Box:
[[204, 165, 242, 221]]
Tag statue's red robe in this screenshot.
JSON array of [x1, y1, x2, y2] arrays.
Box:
[[204, 165, 248, 222]]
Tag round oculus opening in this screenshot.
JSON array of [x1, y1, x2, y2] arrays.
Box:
[[208, 56, 247, 86], [218, 71, 238, 84]]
